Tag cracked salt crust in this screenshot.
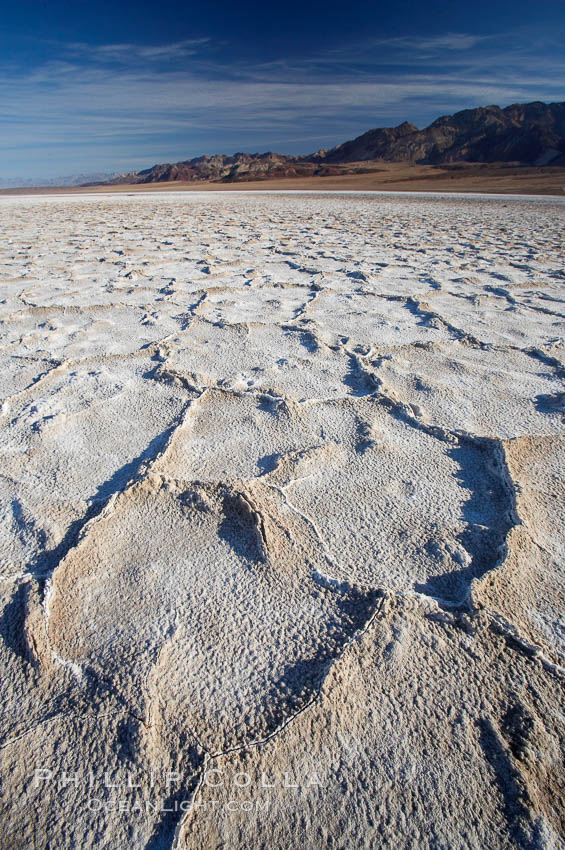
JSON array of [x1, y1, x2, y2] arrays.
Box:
[[0, 192, 564, 850]]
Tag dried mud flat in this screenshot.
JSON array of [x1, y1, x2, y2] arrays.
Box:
[[0, 191, 564, 849]]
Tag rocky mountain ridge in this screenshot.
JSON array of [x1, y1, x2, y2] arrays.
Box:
[[97, 100, 565, 185]]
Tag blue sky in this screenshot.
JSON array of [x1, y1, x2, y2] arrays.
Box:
[[1, 0, 564, 179]]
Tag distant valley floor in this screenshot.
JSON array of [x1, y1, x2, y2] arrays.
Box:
[[3, 161, 565, 196]]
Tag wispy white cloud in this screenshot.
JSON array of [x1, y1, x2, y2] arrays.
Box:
[[63, 38, 212, 64], [368, 32, 489, 52]]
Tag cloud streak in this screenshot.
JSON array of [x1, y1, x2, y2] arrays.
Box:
[[64, 38, 212, 64]]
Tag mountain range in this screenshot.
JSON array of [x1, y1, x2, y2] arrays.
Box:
[[0, 172, 119, 189], [97, 100, 565, 186]]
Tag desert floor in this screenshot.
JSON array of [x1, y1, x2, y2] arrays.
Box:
[[0, 191, 564, 849], [2, 162, 565, 196]]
